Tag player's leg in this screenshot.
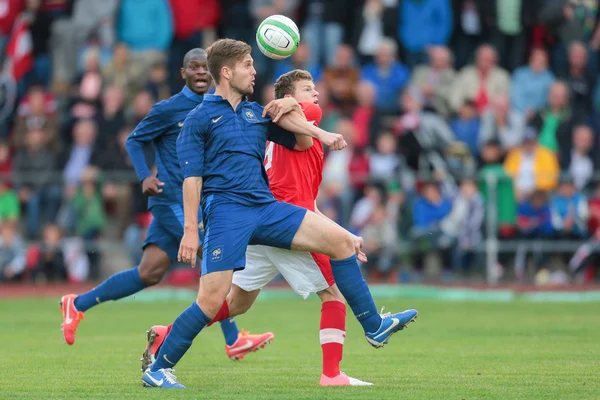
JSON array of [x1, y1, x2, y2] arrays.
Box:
[[59, 216, 172, 345], [257, 203, 417, 347], [143, 201, 254, 388], [142, 270, 232, 389]]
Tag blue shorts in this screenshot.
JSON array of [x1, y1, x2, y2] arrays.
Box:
[[201, 196, 307, 275], [143, 204, 204, 263]]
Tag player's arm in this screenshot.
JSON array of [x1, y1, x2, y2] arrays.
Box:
[[314, 201, 368, 262], [176, 110, 207, 268], [125, 103, 167, 195], [275, 111, 347, 151], [267, 122, 312, 151]]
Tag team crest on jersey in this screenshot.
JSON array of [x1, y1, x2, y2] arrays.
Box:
[[211, 245, 224, 262], [244, 110, 257, 123]]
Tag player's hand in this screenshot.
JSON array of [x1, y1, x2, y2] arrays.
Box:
[[320, 132, 347, 151], [142, 176, 165, 196], [178, 230, 200, 267], [262, 97, 299, 123], [353, 235, 368, 263]]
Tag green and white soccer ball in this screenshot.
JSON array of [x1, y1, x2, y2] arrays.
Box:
[[256, 15, 300, 60]]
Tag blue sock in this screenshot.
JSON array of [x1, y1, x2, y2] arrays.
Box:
[[330, 255, 381, 333], [220, 318, 240, 346], [151, 302, 210, 371], [74, 267, 146, 312]]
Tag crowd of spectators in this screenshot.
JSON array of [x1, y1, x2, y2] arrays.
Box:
[[1, 0, 600, 285]]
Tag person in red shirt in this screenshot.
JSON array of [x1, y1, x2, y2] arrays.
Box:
[[229, 70, 416, 386]]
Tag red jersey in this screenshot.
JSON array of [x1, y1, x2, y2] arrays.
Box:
[[264, 102, 323, 212]]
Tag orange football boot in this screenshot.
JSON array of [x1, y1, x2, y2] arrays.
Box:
[[225, 329, 274, 360], [59, 294, 85, 345]]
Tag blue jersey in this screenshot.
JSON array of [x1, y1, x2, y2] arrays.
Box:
[[177, 94, 297, 206], [125, 86, 203, 209]]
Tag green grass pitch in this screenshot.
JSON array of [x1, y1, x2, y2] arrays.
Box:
[[1, 297, 599, 399]]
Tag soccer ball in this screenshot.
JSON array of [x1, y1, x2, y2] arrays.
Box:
[[256, 15, 300, 60]]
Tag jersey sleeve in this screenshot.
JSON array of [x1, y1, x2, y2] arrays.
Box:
[[125, 102, 170, 182], [177, 108, 209, 179], [266, 123, 297, 150]]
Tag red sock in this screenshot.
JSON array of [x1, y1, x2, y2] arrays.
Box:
[[320, 300, 346, 378], [207, 301, 229, 327]]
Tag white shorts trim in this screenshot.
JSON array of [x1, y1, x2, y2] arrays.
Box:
[[232, 245, 330, 299]]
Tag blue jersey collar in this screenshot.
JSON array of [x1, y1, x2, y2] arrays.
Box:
[[204, 94, 248, 106], [181, 86, 204, 102]]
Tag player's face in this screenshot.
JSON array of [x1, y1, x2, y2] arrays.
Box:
[[292, 80, 319, 104], [182, 56, 211, 95], [230, 54, 256, 96]]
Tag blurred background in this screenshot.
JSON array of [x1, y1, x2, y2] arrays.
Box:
[[1, 0, 600, 288]]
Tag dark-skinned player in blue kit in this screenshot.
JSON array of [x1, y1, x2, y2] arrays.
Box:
[[142, 39, 416, 389], [58, 49, 274, 364]]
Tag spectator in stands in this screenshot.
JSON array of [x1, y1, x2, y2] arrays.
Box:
[[412, 180, 453, 237], [409, 46, 456, 118], [451, 100, 481, 157], [62, 119, 98, 199], [559, 41, 597, 113], [145, 62, 171, 102], [91, 126, 135, 235], [540, 0, 600, 76], [551, 174, 590, 239], [0, 141, 11, 180], [451, 0, 485, 70], [515, 189, 554, 279], [69, 166, 105, 279], [302, 0, 348, 67], [479, 95, 525, 151], [529, 80, 585, 153], [361, 38, 410, 114], [411, 180, 453, 272], [440, 176, 484, 273], [395, 86, 456, 171], [510, 47, 555, 115], [101, 43, 145, 105], [351, 80, 378, 147], [354, 0, 397, 65], [13, 128, 61, 239], [560, 124, 595, 190], [0, 223, 26, 282], [117, 0, 173, 68], [272, 43, 322, 83], [13, 83, 59, 150], [504, 127, 560, 201], [30, 224, 67, 283], [350, 182, 383, 233], [369, 132, 399, 183], [450, 45, 511, 115], [96, 86, 126, 151], [399, 0, 453, 68], [488, 0, 537, 72], [67, 49, 103, 124], [323, 44, 360, 112], [479, 139, 518, 236], [360, 203, 398, 281]]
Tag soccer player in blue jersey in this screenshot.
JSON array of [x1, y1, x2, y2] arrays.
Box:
[[59, 49, 273, 364], [142, 39, 416, 389]]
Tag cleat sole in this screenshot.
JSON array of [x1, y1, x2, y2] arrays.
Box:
[[141, 328, 159, 372]]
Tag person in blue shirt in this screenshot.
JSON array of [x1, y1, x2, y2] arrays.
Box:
[[58, 49, 272, 364], [142, 39, 418, 389]]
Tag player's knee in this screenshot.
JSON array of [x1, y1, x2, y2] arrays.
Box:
[[317, 287, 340, 303], [329, 233, 355, 260], [138, 262, 168, 286]]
